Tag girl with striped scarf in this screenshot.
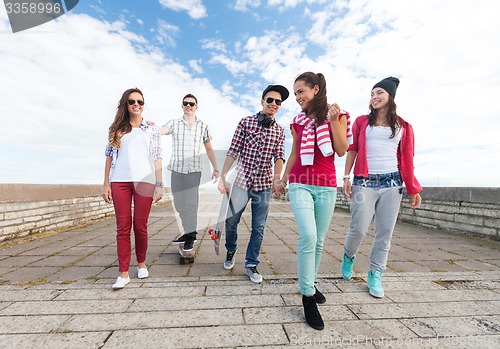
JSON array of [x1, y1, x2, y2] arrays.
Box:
[[281, 72, 350, 330]]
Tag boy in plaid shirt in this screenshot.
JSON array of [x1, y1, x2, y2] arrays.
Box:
[[218, 85, 288, 283]]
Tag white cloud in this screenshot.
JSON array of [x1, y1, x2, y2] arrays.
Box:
[[209, 54, 249, 76], [0, 12, 247, 184], [2, 1, 499, 187], [156, 19, 179, 47], [266, 0, 328, 10], [202, 0, 500, 186], [234, 0, 261, 12], [201, 38, 227, 53], [158, 0, 207, 19], [234, 0, 329, 12], [188, 59, 204, 74]]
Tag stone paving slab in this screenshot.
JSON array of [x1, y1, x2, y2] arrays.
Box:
[[104, 324, 289, 349], [1, 192, 500, 348], [1, 299, 134, 315], [349, 300, 500, 320], [0, 333, 110, 349], [0, 314, 71, 334], [59, 308, 244, 332], [400, 315, 500, 338]]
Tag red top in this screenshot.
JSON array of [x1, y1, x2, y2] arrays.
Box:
[[349, 115, 422, 195], [289, 123, 337, 187]]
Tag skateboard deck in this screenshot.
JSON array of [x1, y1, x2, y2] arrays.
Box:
[[178, 243, 195, 264], [208, 184, 235, 255]]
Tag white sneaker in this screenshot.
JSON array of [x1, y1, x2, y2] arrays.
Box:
[[246, 266, 263, 283], [112, 276, 130, 289], [224, 250, 236, 270], [137, 267, 149, 279]]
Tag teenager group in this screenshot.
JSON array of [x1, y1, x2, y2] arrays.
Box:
[[101, 73, 422, 331]]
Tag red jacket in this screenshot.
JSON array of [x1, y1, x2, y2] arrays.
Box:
[[348, 115, 422, 195]]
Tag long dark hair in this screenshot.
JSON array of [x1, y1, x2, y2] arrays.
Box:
[[368, 95, 400, 138], [108, 88, 144, 148], [295, 72, 328, 124]]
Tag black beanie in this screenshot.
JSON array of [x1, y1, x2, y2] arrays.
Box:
[[372, 77, 400, 98]]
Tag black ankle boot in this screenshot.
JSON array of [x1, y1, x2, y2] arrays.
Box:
[[302, 295, 324, 330], [314, 286, 326, 304]]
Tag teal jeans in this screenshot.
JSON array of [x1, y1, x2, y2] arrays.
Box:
[[289, 183, 337, 296]]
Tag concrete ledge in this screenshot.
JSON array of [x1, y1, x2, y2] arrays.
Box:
[[0, 184, 103, 203], [0, 184, 114, 241], [0, 184, 175, 242], [336, 187, 500, 240], [421, 187, 500, 205]]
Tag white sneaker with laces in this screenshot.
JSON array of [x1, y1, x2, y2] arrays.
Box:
[[112, 276, 130, 289], [246, 266, 263, 283], [137, 267, 149, 279], [224, 250, 236, 270]]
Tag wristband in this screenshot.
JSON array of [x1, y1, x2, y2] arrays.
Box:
[[280, 180, 287, 186], [213, 170, 219, 173], [155, 181, 164, 188], [342, 175, 350, 180]]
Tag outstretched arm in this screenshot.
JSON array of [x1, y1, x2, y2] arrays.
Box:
[[342, 150, 357, 198], [272, 159, 285, 195], [281, 127, 299, 185], [204, 141, 220, 182], [102, 156, 113, 203], [218, 155, 236, 194]]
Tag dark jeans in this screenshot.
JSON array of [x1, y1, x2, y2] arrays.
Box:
[[224, 185, 271, 268], [171, 171, 202, 237]]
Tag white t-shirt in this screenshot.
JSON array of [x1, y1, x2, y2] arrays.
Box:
[[365, 126, 402, 174], [109, 128, 156, 184]]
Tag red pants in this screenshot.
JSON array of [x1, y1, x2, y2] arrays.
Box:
[[111, 182, 154, 272]]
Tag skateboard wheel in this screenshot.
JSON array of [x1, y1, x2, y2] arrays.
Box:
[[180, 257, 195, 264]]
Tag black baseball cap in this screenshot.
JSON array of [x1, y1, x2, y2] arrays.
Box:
[[262, 85, 289, 101]]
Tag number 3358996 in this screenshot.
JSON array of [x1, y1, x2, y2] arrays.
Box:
[[5, 2, 62, 14]]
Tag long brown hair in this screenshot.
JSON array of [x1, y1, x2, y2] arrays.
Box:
[[368, 95, 400, 138], [108, 88, 144, 148], [294, 72, 328, 124]]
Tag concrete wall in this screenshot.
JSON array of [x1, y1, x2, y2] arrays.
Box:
[[336, 187, 500, 239], [0, 184, 114, 241], [1, 184, 498, 241]]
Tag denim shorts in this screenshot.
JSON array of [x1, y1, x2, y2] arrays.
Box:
[[353, 172, 402, 189]]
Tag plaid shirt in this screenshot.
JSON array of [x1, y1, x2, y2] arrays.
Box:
[[105, 120, 162, 168], [163, 117, 212, 174], [227, 114, 285, 191]]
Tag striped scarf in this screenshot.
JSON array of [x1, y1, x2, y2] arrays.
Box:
[[292, 110, 352, 166]]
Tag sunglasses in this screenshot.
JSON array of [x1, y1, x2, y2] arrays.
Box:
[[127, 99, 144, 106], [266, 97, 282, 106], [182, 101, 196, 107]]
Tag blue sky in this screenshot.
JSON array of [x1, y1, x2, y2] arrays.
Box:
[[1, 0, 499, 187]]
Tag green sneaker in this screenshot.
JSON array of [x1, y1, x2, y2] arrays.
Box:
[[341, 254, 355, 280], [367, 270, 384, 298]]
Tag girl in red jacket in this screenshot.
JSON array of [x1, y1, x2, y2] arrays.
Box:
[[341, 77, 422, 298]]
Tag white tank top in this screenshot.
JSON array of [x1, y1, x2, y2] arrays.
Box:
[[365, 126, 402, 174], [109, 128, 155, 184]]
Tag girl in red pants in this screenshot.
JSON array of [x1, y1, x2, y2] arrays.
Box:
[[102, 88, 163, 289]]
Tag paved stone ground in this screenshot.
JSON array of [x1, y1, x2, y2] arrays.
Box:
[[1, 191, 500, 348]]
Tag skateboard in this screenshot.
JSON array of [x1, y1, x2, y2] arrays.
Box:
[[178, 243, 195, 264], [208, 184, 236, 255]]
